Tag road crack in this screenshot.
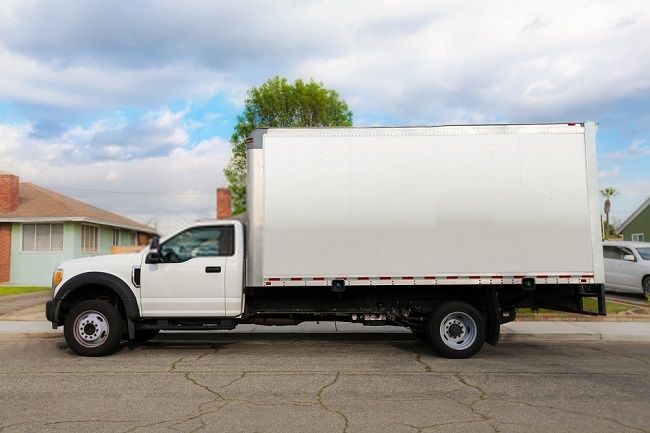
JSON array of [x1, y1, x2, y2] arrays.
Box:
[[121, 419, 173, 433], [168, 356, 186, 373], [414, 351, 433, 372], [0, 422, 27, 432], [450, 373, 499, 433], [219, 371, 246, 388], [402, 419, 489, 432], [499, 398, 650, 433], [45, 419, 141, 425], [316, 371, 350, 433], [589, 345, 650, 367]]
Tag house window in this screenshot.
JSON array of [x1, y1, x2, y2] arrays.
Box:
[[124, 231, 136, 246], [22, 223, 64, 252], [632, 233, 645, 242], [81, 224, 99, 252], [112, 229, 120, 246]]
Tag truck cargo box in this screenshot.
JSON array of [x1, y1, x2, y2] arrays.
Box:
[[245, 124, 603, 289]]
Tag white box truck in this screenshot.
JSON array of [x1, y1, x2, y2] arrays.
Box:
[[46, 123, 605, 358]]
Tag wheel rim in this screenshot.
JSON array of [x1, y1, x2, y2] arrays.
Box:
[[439, 312, 477, 351], [72, 310, 110, 348]]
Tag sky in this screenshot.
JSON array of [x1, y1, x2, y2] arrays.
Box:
[[0, 0, 649, 234]]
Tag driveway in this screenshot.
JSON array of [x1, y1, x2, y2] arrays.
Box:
[[0, 333, 649, 433], [0, 291, 49, 319]]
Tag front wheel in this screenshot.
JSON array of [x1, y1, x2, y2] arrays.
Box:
[[643, 276, 650, 300], [426, 302, 485, 359], [64, 300, 123, 357]]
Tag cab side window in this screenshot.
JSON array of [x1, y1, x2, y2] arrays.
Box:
[[159, 226, 234, 263]]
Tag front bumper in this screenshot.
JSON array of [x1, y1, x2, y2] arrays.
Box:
[[45, 299, 63, 328]]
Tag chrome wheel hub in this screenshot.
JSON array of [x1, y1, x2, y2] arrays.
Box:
[[439, 312, 476, 351], [73, 310, 109, 348]]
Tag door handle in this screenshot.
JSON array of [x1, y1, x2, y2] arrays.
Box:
[[205, 266, 221, 273]]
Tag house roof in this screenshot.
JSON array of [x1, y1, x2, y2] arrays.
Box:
[[0, 183, 157, 234], [617, 196, 650, 233]]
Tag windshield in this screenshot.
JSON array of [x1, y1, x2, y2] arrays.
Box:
[[636, 248, 650, 260]]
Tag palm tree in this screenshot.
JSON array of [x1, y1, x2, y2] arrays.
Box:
[[600, 187, 618, 238]]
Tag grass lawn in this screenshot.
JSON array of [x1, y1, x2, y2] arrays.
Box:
[[519, 297, 636, 316], [0, 286, 50, 296]]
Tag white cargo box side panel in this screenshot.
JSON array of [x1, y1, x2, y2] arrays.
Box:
[[258, 125, 599, 282]]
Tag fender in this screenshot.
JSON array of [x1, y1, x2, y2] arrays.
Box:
[[55, 272, 141, 320]]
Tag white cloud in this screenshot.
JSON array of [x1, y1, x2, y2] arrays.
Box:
[[58, 108, 192, 161], [0, 0, 648, 126], [599, 166, 620, 180], [290, 1, 650, 123], [608, 139, 650, 159], [617, 181, 650, 198], [0, 44, 236, 110], [0, 116, 231, 227]]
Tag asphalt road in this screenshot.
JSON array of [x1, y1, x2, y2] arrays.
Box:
[[0, 333, 649, 433]]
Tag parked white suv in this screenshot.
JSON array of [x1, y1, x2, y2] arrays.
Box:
[[602, 241, 650, 296]]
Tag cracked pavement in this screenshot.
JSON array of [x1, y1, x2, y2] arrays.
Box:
[[0, 333, 649, 432]]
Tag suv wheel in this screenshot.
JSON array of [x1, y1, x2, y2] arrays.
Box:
[[64, 300, 123, 357]]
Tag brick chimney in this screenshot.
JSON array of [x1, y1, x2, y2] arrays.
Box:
[[0, 172, 17, 282], [0, 172, 19, 213], [216, 187, 232, 219]]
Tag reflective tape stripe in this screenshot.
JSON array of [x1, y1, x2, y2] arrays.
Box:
[[262, 274, 596, 284]]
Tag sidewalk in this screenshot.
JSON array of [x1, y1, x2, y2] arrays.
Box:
[[2, 320, 650, 342]]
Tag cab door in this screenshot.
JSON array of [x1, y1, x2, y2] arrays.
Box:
[[140, 225, 235, 317]]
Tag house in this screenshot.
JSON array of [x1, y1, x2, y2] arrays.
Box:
[[0, 172, 157, 286], [617, 196, 650, 242]]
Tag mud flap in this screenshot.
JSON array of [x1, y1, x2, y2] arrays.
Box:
[[485, 287, 500, 346]]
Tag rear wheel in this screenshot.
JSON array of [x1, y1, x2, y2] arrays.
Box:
[[426, 302, 485, 359], [64, 300, 123, 357]]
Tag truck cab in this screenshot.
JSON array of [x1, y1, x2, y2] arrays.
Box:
[[139, 220, 245, 317], [46, 220, 246, 356]]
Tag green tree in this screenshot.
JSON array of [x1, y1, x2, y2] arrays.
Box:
[[600, 187, 618, 238], [224, 76, 353, 214]]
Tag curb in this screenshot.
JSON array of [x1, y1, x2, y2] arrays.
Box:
[[0, 333, 61, 341]]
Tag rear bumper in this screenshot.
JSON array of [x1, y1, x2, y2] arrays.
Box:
[[45, 299, 63, 328]]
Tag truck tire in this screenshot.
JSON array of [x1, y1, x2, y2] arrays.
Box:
[[64, 300, 123, 357], [426, 302, 485, 359]]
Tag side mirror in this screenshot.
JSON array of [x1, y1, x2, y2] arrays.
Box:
[[623, 254, 636, 262], [145, 236, 161, 264]]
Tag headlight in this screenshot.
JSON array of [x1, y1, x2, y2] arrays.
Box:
[[51, 268, 63, 293]]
